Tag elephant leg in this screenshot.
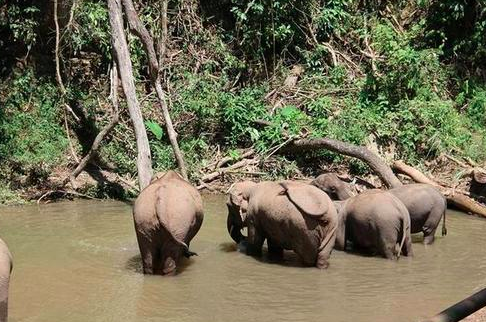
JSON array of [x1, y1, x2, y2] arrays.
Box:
[[422, 209, 443, 245], [156, 244, 181, 276], [267, 239, 283, 260], [136, 232, 157, 274], [315, 221, 338, 269], [378, 230, 398, 260], [246, 224, 264, 256]]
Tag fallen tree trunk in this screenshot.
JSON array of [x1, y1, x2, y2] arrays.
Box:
[[286, 137, 403, 188], [392, 160, 486, 218], [423, 287, 486, 322], [392, 160, 440, 187]]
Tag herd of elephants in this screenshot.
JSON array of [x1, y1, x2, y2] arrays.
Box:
[[0, 170, 449, 321]]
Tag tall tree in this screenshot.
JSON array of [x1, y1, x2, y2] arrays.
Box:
[[108, 0, 153, 189], [121, 0, 188, 180]]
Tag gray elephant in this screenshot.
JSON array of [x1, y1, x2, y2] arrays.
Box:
[[312, 173, 446, 244], [311, 173, 355, 200], [133, 171, 204, 275], [334, 191, 413, 259], [0, 238, 12, 322], [227, 180, 338, 269]]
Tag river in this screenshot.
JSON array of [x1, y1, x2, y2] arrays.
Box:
[[1, 195, 485, 321]]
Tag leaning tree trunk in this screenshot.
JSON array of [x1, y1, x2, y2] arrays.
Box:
[[286, 137, 403, 188], [121, 0, 188, 180], [108, 0, 153, 189]]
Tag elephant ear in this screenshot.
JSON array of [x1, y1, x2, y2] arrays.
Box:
[[280, 182, 329, 218]]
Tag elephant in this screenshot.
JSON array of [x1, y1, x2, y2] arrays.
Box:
[[312, 173, 447, 244], [227, 180, 338, 269], [0, 238, 12, 322], [311, 173, 354, 200], [333, 191, 413, 259], [133, 171, 204, 275]]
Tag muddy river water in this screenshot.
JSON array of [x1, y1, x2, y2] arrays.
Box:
[[1, 195, 485, 322]]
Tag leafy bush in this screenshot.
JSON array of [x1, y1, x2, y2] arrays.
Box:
[[0, 70, 67, 172]]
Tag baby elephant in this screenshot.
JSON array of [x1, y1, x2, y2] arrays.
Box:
[[313, 174, 447, 244], [227, 180, 338, 269], [133, 171, 204, 275], [334, 191, 412, 259]]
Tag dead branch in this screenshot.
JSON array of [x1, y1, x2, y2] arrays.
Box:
[[203, 149, 255, 171], [443, 154, 470, 169], [63, 64, 120, 187], [37, 189, 102, 204], [54, 0, 66, 94], [158, 0, 168, 69], [199, 158, 260, 185], [392, 160, 439, 186], [64, 109, 79, 163]]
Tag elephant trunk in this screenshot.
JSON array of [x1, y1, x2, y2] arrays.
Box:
[[226, 212, 244, 243]]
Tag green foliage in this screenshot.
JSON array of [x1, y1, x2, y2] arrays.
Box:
[[0, 70, 67, 172], [0, 3, 40, 50], [423, 0, 486, 69], [67, 1, 111, 57], [145, 120, 164, 140], [221, 87, 268, 146], [0, 182, 25, 205]]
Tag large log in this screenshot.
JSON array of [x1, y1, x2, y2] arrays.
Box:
[[392, 160, 439, 187], [287, 138, 403, 188], [424, 287, 486, 322]]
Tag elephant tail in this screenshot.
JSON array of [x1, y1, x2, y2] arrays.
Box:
[[396, 212, 410, 260], [441, 201, 447, 236], [155, 188, 196, 257]]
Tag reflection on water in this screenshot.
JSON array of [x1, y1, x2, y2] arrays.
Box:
[[0, 195, 485, 322]]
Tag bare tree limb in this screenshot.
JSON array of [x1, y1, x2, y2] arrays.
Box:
[[392, 160, 439, 186], [54, 0, 66, 94], [158, 0, 168, 69]]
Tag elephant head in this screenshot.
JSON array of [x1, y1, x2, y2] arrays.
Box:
[[226, 181, 257, 243], [311, 173, 354, 200]]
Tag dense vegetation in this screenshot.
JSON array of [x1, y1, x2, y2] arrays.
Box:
[[0, 0, 485, 203]]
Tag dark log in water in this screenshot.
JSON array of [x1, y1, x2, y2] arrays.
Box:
[[424, 288, 486, 322]]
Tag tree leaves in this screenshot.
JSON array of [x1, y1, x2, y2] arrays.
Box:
[[145, 120, 164, 140]]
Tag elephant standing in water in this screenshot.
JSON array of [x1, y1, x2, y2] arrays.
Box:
[[334, 191, 413, 259], [227, 181, 338, 269], [0, 238, 12, 322], [133, 171, 204, 275], [312, 173, 447, 244]]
